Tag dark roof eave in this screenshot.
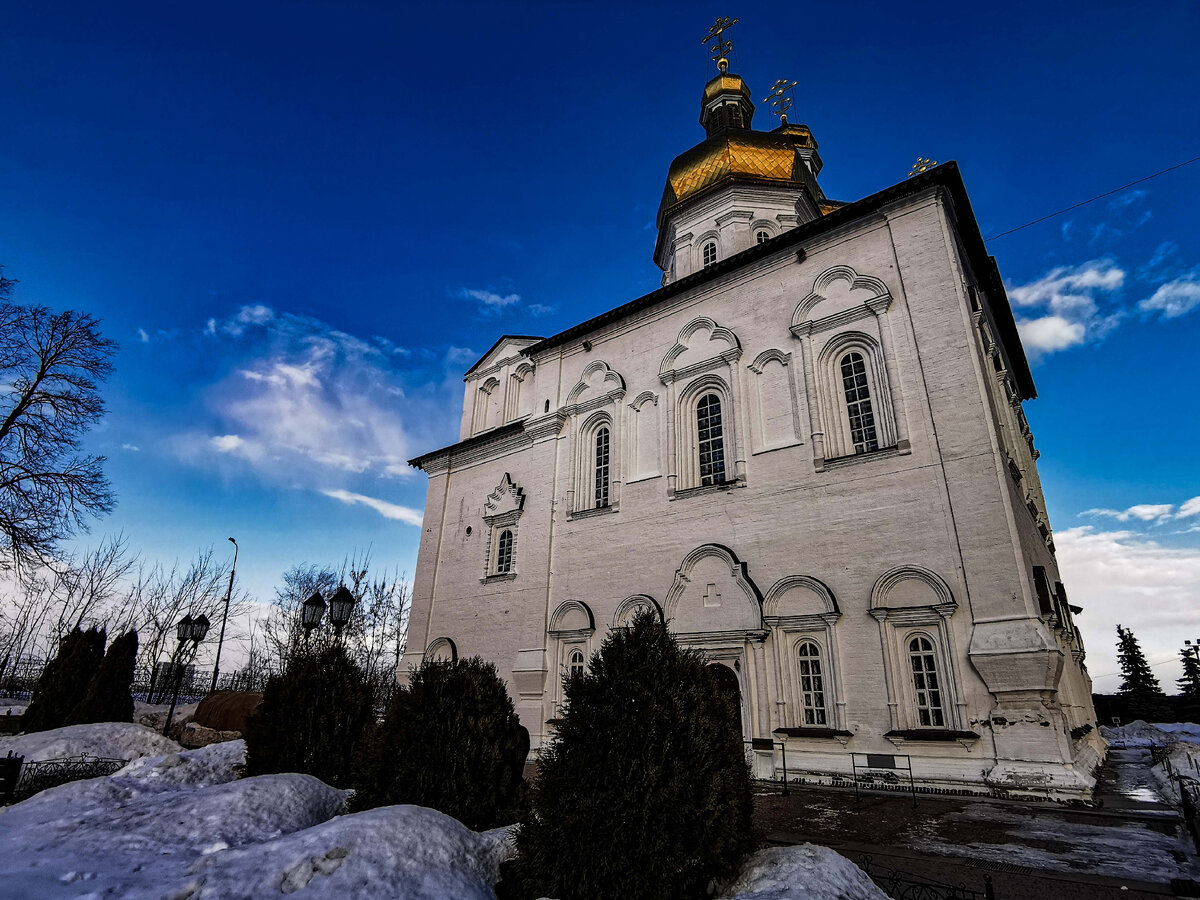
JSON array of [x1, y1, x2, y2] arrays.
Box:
[[524, 161, 1036, 401], [408, 421, 525, 471]]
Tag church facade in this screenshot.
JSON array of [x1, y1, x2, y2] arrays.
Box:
[[403, 63, 1103, 798]]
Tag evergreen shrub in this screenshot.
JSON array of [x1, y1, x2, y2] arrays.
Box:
[[68, 629, 138, 725], [244, 645, 375, 788], [499, 611, 755, 900], [352, 655, 528, 830], [22, 627, 106, 733]]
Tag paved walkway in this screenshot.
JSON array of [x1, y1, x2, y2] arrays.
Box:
[[752, 746, 1200, 897]]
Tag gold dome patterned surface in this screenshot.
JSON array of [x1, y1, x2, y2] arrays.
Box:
[[659, 125, 819, 221], [703, 73, 751, 103]]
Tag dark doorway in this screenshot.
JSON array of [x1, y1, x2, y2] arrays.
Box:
[[707, 662, 743, 734]]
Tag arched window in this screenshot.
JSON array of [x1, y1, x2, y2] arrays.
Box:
[[696, 393, 726, 486], [796, 641, 827, 725], [568, 648, 586, 679], [702, 242, 718, 268], [594, 426, 610, 508], [840, 351, 879, 454], [908, 636, 945, 727], [756, 230, 770, 245], [495, 528, 514, 575]]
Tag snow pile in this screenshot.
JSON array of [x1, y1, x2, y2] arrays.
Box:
[[0, 742, 349, 899], [718, 845, 887, 899], [1157, 722, 1200, 745], [0, 721, 180, 762], [177, 806, 513, 900], [1, 696, 29, 716], [1150, 740, 1200, 803], [1100, 720, 1174, 747], [136, 699, 199, 731]]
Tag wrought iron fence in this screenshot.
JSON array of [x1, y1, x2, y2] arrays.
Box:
[[9, 754, 128, 803], [858, 855, 994, 900]]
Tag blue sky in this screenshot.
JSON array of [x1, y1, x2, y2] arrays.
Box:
[[2, 1, 1198, 690]]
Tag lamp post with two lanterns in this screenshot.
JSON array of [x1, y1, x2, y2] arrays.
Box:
[[163, 613, 210, 737], [300, 586, 357, 646]]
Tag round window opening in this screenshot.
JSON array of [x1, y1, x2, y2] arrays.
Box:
[[465, 526, 473, 536]]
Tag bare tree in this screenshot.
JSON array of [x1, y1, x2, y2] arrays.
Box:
[[0, 269, 118, 571]]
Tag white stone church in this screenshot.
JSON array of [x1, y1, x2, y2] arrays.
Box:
[[402, 58, 1104, 797]]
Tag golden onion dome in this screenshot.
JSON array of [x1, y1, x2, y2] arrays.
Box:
[[657, 123, 820, 226]]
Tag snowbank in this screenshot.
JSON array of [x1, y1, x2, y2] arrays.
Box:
[[0, 742, 349, 899], [1100, 720, 1174, 747], [1, 696, 29, 716], [0, 721, 180, 762], [1157, 722, 1200, 745], [178, 806, 513, 900], [718, 845, 887, 900]]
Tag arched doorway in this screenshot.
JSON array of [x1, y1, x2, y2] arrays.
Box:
[[707, 662, 743, 734]]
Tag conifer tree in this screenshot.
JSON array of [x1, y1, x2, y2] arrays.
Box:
[[1116, 624, 1166, 720], [499, 611, 754, 900], [244, 645, 375, 788], [352, 655, 528, 830], [68, 630, 138, 725], [21, 626, 106, 733], [1178, 646, 1200, 698]]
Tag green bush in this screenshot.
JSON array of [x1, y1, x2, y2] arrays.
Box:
[[68, 629, 138, 725], [22, 627, 106, 733], [352, 655, 528, 830], [244, 645, 375, 788], [500, 611, 754, 900]]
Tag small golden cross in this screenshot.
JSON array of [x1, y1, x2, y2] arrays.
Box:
[[909, 157, 938, 177], [702, 16, 739, 71], [763, 79, 798, 124]]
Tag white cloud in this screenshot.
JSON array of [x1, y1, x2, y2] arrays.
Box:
[[137, 328, 150, 343], [1016, 316, 1085, 354], [1138, 274, 1200, 319], [1008, 260, 1125, 360], [211, 434, 246, 453], [461, 288, 520, 315], [1057, 526, 1200, 693], [121, 443, 140, 452], [321, 489, 422, 526], [527, 303, 555, 317], [1177, 497, 1200, 519], [1080, 503, 1175, 523]]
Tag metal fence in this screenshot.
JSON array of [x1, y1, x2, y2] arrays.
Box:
[[858, 855, 995, 900], [2, 753, 129, 805]]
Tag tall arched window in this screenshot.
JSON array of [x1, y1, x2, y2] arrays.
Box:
[[495, 528, 514, 575], [840, 351, 879, 454], [796, 641, 827, 725], [908, 636, 945, 727], [696, 393, 726, 486], [594, 426, 610, 508], [702, 242, 718, 268], [568, 648, 586, 679], [756, 230, 770, 245]]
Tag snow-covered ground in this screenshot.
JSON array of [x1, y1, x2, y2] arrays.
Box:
[[0, 723, 882, 899], [0, 721, 180, 762], [1101, 720, 1200, 748], [1, 696, 29, 717]]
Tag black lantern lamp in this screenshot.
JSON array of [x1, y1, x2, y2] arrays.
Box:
[[301, 591, 326, 641], [163, 612, 211, 737], [328, 586, 356, 638]]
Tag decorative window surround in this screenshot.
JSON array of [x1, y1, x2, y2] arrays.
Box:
[[763, 574, 846, 732], [548, 600, 596, 707], [564, 361, 626, 515], [747, 349, 804, 455], [868, 565, 965, 734], [789, 265, 908, 468], [425, 637, 457, 663], [660, 318, 747, 496], [612, 594, 663, 628], [481, 474, 525, 582]]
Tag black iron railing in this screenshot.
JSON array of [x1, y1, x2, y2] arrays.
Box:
[[10, 754, 128, 803], [858, 855, 994, 900]]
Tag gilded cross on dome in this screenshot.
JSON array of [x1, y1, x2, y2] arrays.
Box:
[[909, 157, 939, 177], [702, 16, 738, 72], [763, 79, 798, 124]]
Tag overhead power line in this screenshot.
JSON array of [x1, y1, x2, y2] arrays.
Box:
[[1090, 653, 1183, 681], [985, 153, 1200, 241]]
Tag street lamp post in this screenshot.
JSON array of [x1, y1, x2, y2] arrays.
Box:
[[298, 587, 356, 649], [209, 537, 238, 694], [163, 614, 210, 738], [301, 591, 326, 647]]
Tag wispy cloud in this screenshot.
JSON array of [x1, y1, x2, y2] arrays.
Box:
[[1079, 496, 1200, 523], [1058, 525, 1200, 692], [137, 328, 150, 343], [121, 443, 141, 452], [461, 288, 521, 315], [1138, 272, 1200, 319], [321, 489, 422, 526], [1008, 259, 1125, 359], [527, 303, 556, 317]]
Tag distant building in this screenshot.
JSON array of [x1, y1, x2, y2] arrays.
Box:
[[403, 54, 1102, 798]]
